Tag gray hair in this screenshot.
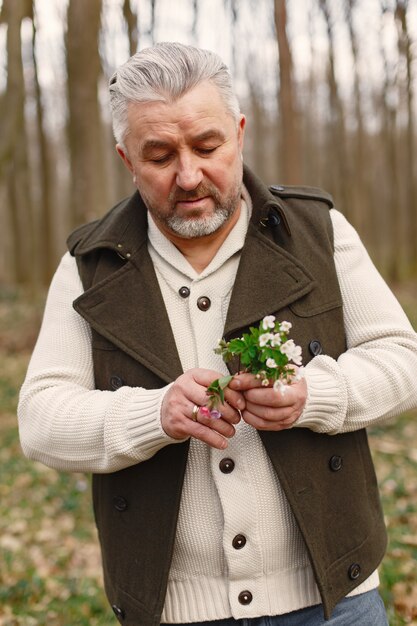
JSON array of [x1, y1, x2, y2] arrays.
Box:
[[109, 42, 240, 146]]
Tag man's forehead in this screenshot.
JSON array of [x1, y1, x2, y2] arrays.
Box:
[[127, 83, 233, 128]]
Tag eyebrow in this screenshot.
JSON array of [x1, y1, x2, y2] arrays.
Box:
[[141, 129, 226, 156]]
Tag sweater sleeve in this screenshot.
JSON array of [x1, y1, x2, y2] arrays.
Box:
[[18, 252, 180, 473], [296, 208, 417, 434]]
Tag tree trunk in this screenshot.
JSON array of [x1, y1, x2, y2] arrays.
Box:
[[66, 0, 107, 228], [319, 0, 350, 216], [0, 0, 34, 285], [274, 0, 301, 184], [345, 0, 368, 236], [395, 0, 416, 274], [31, 12, 55, 284], [123, 0, 138, 56]]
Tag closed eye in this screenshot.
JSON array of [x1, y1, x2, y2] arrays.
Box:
[[196, 146, 218, 155], [150, 154, 172, 164]]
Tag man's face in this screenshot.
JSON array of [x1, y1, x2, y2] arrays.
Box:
[[117, 81, 246, 240]]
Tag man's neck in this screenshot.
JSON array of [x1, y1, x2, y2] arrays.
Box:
[[156, 204, 242, 273]]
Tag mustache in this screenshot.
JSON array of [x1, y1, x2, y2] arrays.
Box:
[[169, 183, 218, 203]]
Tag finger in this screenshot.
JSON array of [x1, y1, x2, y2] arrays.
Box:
[[163, 402, 232, 449], [228, 373, 264, 391], [222, 386, 246, 413], [194, 408, 236, 438], [213, 400, 242, 425], [187, 420, 231, 449], [244, 381, 305, 407], [243, 402, 295, 423], [243, 388, 293, 409], [242, 408, 297, 431]]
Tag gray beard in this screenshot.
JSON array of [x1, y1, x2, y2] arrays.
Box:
[[165, 207, 232, 238]]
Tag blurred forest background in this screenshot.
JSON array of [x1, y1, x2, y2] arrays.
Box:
[[1, 0, 417, 286], [1, 0, 417, 625]]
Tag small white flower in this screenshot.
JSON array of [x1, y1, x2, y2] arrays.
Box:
[[280, 321, 292, 332], [259, 333, 273, 347], [273, 379, 288, 395], [270, 333, 282, 347], [280, 339, 302, 365], [294, 366, 305, 382], [261, 378, 270, 386], [266, 357, 277, 368], [262, 315, 276, 330]]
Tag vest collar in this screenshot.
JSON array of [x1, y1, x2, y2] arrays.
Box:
[[73, 165, 315, 382]]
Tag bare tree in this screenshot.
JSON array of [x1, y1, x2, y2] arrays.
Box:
[[66, 0, 107, 227], [345, 0, 368, 234], [31, 7, 55, 284], [273, 0, 301, 184], [395, 0, 416, 272], [123, 0, 139, 56], [150, 0, 156, 43], [0, 0, 35, 284], [318, 0, 350, 214], [191, 0, 199, 40]]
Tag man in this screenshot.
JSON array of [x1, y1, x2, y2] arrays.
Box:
[[18, 42, 417, 626]]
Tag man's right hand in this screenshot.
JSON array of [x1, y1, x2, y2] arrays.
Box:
[[161, 368, 245, 449]]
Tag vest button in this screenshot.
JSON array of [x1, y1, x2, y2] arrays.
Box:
[[309, 339, 323, 356], [112, 604, 125, 619], [238, 590, 253, 605], [348, 563, 361, 580], [197, 296, 211, 311], [232, 534, 246, 549], [329, 455, 343, 472], [179, 286, 190, 298], [110, 375, 124, 390], [113, 496, 128, 512], [219, 458, 235, 473]]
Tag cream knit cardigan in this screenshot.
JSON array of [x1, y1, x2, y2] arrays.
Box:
[[18, 199, 417, 622]]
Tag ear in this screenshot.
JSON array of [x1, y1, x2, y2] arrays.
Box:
[[237, 114, 246, 151], [116, 144, 134, 174]]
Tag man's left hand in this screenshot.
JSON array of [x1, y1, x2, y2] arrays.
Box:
[[228, 373, 307, 431]]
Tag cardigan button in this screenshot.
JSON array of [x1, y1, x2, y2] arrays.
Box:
[[232, 534, 246, 549], [197, 296, 211, 311], [112, 604, 125, 619], [113, 496, 128, 512], [309, 340, 323, 356], [110, 375, 125, 390], [348, 563, 361, 580], [329, 455, 343, 472], [219, 458, 235, 473], [179, 286, 190, 298], [238, 590, 253, 605]]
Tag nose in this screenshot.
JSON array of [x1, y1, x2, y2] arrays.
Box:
[[175, 152, 203, 191]]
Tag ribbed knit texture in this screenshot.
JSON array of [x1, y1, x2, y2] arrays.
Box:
[[18, 198, 417, 621]]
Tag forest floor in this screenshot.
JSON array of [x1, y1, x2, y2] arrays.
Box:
[[1, 284, 417, 625]]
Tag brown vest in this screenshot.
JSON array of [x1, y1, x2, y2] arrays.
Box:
[[68, 166, 387, 625]]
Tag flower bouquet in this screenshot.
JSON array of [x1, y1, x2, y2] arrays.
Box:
[[205, 316, 303, 415]]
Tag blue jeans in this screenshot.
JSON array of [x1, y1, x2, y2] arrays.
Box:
[[167, 589, 388, 626]]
